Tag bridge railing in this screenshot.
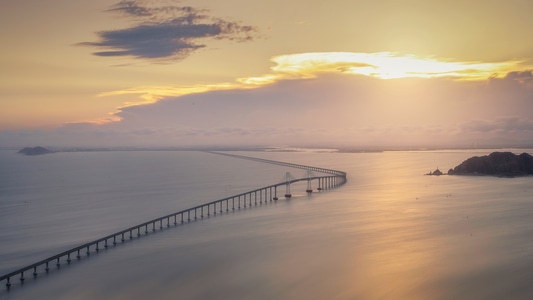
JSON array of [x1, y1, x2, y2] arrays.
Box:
[[1, 153, 347, 289]]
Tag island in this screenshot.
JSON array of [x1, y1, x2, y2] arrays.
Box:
[[18, 146, 54, 156], [447, 152, 533, 177]]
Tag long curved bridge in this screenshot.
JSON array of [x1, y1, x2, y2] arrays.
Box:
[[1, 152, 347, 289]]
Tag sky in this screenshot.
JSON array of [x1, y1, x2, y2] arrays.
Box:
[[1, 0, 533, 149]]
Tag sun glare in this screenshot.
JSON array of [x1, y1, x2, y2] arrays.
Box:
[[269, 52, 527, 80]]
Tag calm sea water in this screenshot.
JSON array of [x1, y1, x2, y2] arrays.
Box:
[[1, 149, 532, 300]]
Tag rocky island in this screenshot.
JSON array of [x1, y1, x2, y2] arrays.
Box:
[[426, 168, 444, 176], [447, 152, 533, 177], [18, 146, 54, 156]]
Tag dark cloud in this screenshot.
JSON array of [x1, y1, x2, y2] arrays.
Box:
[[504, 70, 533, 80], [80, 0, 258, 61], [107, 0, 154, 17]]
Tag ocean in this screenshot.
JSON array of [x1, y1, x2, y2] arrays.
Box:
[[1, 149, 532, 300]]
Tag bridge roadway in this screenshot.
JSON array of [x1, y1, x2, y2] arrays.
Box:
[[1, 152, 347, 289]]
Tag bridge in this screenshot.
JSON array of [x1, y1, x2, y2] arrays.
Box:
[[1, 152, 347, 289]]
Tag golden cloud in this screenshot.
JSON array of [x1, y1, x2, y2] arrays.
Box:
[[98, 52, 533, 122]]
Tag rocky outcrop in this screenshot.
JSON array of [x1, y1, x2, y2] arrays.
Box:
[[18, 146, 54, 156], [426, 169, 444, 176], [448, 152, 533, 177]]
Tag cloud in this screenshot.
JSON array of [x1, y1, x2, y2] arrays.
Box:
[[4, 51, 533, 149], [460, 117, 533, 134], [80, 0, 258, 61], [489, 70, 533, 89], [99, 52, 533, 109]]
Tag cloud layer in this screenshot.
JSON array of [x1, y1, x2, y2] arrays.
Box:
[[3, 70, 532, 149], [98, 52, 533, 108], [80, 0, 258, 61]]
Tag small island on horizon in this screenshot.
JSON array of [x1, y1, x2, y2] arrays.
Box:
[[427, 151, 533, 177], [18, 146, 54, 156]]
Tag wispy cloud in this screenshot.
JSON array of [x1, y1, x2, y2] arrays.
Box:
[[80, 0, 258, 61], [461, 117, 533, 134]]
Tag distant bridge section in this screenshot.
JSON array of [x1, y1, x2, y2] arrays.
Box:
[[206, 151, 347, 177]]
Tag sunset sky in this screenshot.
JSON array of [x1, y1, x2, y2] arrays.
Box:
[[2, 0, 533, 149]]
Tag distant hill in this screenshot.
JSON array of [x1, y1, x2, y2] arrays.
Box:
[[448, 152, 533, 177], [18, 146, 54, 156]]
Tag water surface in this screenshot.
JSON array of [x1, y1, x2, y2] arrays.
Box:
[[1, 149, 532, 299]]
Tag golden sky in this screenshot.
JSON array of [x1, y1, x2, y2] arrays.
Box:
[[1, 0, 533, 148]]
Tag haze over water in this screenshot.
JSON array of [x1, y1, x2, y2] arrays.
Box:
[[1, 149, 533, 300]]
